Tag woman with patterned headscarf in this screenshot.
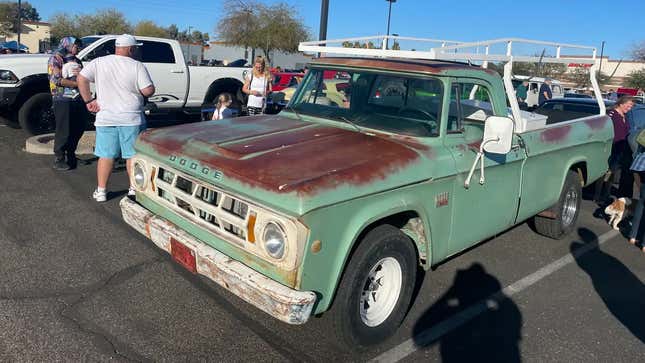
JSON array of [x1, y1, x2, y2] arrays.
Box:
[[47, 36, 88, 171]]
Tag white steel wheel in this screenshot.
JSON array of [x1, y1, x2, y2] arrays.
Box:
[[534, 171, 581, 239], [330, 224, 417, 348], [359, 257, 403, 327]]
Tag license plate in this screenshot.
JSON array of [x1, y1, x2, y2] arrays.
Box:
[[170, 237, 197, 274]]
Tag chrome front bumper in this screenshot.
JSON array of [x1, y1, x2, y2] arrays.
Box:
[[120, 197, 316, 325]]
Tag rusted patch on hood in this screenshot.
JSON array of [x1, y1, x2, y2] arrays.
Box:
[[540, 125, 572, 143], [139, 115, 308, 156], [138, 116, 423, 195]]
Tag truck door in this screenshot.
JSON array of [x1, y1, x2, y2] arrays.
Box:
[[138, 40, 187, 109], [80, 38, 187, 109], [443, 80, 526, 254]]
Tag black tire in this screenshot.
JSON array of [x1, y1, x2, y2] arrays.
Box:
[[18, 93, 55, 135], [0, 110, 20, 129], [330, 224, 417, 347], [534, 170, 582, 239]]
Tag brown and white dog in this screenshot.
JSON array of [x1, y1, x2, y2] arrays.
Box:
[[604, 197, 634, 230]]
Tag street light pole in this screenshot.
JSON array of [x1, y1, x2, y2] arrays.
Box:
[[319, 0, 329, 42], [187, 25, 192, 64], [385, 0, 397, 50], [17, 0, 21, 51], [318, 0, 329, 58], [599, 40, 605, 74]]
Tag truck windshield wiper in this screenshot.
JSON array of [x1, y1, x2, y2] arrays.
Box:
[[338, 115, 365, 135], [284, 103, 304, 122]]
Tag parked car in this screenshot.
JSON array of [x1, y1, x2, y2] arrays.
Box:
[[0, 35, 250, 135], [266, 78, 349, 114], [121, 38, 611, 348], [564, 92, 592, 99], [512, 75, 564, 108], [631, 94, 644, 104], [271, 72, 304, 92]]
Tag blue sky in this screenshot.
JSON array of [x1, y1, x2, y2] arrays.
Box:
[[33, 0, 644, 59]]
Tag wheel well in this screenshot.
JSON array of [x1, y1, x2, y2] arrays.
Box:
[[322, 211, 427, 314], [14, 74, 49, 110], [203, 78, 245, 106], [570, 161, 587, 186], [349, 211, 425, 268]]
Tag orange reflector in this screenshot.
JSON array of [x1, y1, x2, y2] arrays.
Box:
[[150, 167, 157, 192], [247, 213, 257, 243]]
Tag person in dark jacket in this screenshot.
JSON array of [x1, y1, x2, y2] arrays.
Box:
[[594, 96, 635, 202], [538, 79, 553, 106], [47, 37, 88, 170]]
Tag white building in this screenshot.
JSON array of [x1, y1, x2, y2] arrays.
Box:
[[564, 55, 645, 90], [2, 21, 51, 53]]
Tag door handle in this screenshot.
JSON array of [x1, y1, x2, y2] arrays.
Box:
[[171, 69, 185, 73], [511, 144, 521, 151]]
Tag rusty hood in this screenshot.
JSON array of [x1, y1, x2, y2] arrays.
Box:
[[136, 115, 431, 214]]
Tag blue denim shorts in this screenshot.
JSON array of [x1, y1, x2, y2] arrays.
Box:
[[94, 125, 145, 159]]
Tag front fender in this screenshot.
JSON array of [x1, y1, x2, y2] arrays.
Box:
[[13, 74, 49, 109], [298, 181, 436, 314]]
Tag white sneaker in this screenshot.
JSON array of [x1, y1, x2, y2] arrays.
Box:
[[128, 186, 136, 197], [93, 189, 107, 202]]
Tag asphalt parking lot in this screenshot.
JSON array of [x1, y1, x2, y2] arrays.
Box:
[[0, 122, 643, 362]]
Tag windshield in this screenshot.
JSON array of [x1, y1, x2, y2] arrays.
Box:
[[289, 68, 444, 137], [81, 36, 101, 48]]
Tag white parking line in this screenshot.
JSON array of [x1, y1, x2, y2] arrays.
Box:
[[369, 228, 621, 363]]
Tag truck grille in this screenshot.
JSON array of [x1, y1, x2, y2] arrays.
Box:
[[153, 166, 251, 243]]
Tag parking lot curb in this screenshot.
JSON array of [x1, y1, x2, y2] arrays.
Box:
[[25, 131, 95, 155]]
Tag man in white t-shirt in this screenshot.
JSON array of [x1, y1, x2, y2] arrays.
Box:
[[78, 34, 155, 202]]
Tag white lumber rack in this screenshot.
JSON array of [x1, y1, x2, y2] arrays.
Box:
[[299, 35, 603, 130]]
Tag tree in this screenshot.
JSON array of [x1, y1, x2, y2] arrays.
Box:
[[50, 8, 131, 41], [49, 13, 77, 44], [625, 69, 645, 90], [0, 1, 40, 36], [134, 20, 167, 38], [166, 24, 179, 40], [189, 30, 209, 45], [217, 1, 309, 64], [511, 60, 567, 79], [566, 66, 611, 89], [89, 9, 131, 35]]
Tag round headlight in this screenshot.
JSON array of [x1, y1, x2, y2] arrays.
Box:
[[262, 222, 286, 259], [133, 161, 146, 189]]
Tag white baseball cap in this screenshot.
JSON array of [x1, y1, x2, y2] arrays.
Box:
[[115, 34, 142, 47]]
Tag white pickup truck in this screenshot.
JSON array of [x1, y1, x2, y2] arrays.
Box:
[[0, 35, 249, 135]]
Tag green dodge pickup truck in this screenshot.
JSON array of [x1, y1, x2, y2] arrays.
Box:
[[120, 37, 612, 347]]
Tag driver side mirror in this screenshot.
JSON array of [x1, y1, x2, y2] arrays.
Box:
[[482, 116, 514, 154]]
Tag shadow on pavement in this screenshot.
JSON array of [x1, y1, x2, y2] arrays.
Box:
[[572, 228, 645, 344], [412, 263, 522, 362], [107, 189, 127, 202]]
